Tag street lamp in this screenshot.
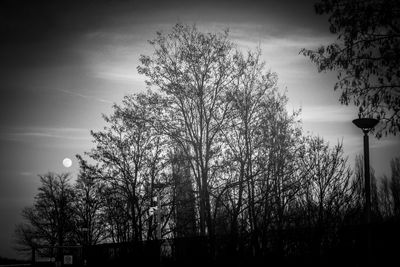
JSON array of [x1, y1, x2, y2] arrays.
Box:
[[352, 118, 379, 224], [352, 117, 379, 263]]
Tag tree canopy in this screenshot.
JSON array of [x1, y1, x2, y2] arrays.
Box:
[[301, 0, 400, 137]]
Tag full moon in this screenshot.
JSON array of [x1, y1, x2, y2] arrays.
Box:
[[63, 158, 72, 168]]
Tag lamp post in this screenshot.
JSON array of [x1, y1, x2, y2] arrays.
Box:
[[352, 117, 379, 262]]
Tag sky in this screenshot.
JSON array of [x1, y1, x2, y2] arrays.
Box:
[[0, 0, 399, 259]]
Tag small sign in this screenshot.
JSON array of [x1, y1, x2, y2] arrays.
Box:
[[64, 255, 73, 265]]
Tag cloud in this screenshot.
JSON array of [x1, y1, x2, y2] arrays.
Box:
[[300, 105, 358, 123], [19, 171, 35, 177], [370, 136, 400, 150], [231, 24, 333, 46], [0, 126, 91, 142], [93, 70, 144, 83], [56, 88, 112, 104]]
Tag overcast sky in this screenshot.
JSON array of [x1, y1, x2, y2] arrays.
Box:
[[1, 0, 399, 259]]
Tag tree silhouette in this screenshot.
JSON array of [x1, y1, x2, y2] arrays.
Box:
[[83, 94, 169, 242], [139, 23, 247, 237], [301, 0, 400, 137], [74, 156, 107, 245], [15, 173, 75, 252], [297, 137, 352, 254], [347, 155, 380, 223], [389, 157, 400, 217]]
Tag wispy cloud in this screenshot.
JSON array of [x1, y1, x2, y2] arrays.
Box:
[[224, 22, 334, 48], [19, 171, 35, 177], [0, 126, 91, 142], [93, 70, 144, 83], [370, 136, 400, 150], [84, 46, 145, 84], [300, 105, 357, 123], [56, 88, 112, 104]]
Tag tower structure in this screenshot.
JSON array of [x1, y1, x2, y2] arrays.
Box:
[[171, 147, 196, 237]]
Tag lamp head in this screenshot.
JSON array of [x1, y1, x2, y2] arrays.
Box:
[[352, 118, 379, 133]]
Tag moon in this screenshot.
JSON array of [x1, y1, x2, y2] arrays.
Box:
[[63, 158, 72, 168]]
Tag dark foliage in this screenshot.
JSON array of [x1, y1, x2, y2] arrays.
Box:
[[301, 0, 400, 137]]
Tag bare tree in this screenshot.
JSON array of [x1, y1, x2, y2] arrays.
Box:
[[138, 23, 239, 237], [295, 136, 353, 256], [73, 156, 108, 245], [378, 175, 393, 218], [348, 155, 380, 223], [376, 157, 400, 220], [215, 48, 278, 238], [15, 173, 75, 252], [85, 94, 168, 241], [256, 93, 304, 255], [299, 137, 352, 229], [389, 157, 400, 217]]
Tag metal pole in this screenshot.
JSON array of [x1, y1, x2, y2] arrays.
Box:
[[363, 131, 371, 225], [157, 191, 161, 240], [363, 130, 372, 264], [352, 118, 378, 265]]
